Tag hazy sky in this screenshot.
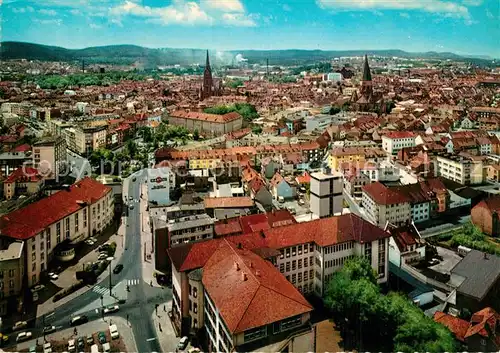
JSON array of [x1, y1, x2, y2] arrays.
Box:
[[2, 0, 499, 57]]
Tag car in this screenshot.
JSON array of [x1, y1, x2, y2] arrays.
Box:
[[68, 339, 76, 352], [48, 272, 59, 280], [129, 205, 134, 210], [90, 237, 97, 242], [43, 342, 52, 353], [177, 336, 189, 350], [16, 332, 32, 343], [98, 253, 108, 261], [0, 333, 9, 346], [43, 325, 56, 334], [429, 258, 440, 266], [278, 196, 285, 203], [13, 321, 28, 331], [109, 324, 119, 340], [86, 334, 94, 345], [99, 244, 110, 252], [113, 264, 123, 274], [77, 337, 85, 350], [32, 284, 46, 292], [98, 332, 107, 344], [102, 342, 111, 353], [103, 305, 119, 314], [85, 239, 95, 246], [70, 315, 88, 326]]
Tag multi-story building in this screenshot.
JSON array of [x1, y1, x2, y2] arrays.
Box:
[[0, 148, 32, 177], [48, 119, 73, 137], [436, 155, 485, 185], [167, 214, 214, 247], [0, 178, 113, 287], [310, 169, 343, 218], [168, 111, 243, 136], [33, 136, 68, 180], [74, 125, 107, 155], [382, 132, 416, 155], [362, 182, 412, 227], [168, 213, 390, 342], [0, 241, 24, 316], [3, 167, 44, 200]]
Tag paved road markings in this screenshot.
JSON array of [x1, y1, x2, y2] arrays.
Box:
[[95, 308, 100, 314], [146, 337, 156, 342], [93, 285, 109, 295], [127, 279, 140, 286]]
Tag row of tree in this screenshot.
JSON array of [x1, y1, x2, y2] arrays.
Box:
[[324, 257, 458, 352], [35, 72, 149, 89], [204, 103, 259, 122]]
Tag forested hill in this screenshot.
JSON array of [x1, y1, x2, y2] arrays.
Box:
[[0, 41, 494, 67]]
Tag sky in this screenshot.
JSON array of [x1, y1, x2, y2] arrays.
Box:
[[1, 0, 499, 57]]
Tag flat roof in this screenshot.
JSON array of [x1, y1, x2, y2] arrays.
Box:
[[0, 241, 23, 261], [310, 171, 342, 180]]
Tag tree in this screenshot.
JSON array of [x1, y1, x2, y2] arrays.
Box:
[[252, 126, 262, 134], [125, 140, 137, 158], [193, 129, 200, 141]]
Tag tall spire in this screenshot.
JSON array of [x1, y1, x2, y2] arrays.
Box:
[[205, 50, 211, 71], [362, 54, 372, 82]]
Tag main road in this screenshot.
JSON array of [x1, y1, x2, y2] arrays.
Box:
[[31, 173, 170, 353]]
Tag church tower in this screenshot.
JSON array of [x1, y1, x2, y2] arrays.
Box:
[[359, 54, 373, 97], [201, 50, 213, 100]]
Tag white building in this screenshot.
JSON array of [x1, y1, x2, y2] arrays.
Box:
[[0, 241, 24, 315], [387, 224, 426, 267], [167, 214, 214, 246], [436, 155, 485, 185], [0, 178, 113, 287], [382, 132, 416, 155], [33, 136, 68, 180], [147, 167, 175, 205], [362, 182, 411, 227], [310, 169, 343, 218]]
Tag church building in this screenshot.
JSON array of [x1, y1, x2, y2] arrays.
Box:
[[350, 55, 386, 113], [199, 50, 223, 101]]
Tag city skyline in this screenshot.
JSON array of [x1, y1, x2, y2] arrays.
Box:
[[2, 0, 499, 58]]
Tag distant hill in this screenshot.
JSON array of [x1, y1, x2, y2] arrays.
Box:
[[0, 41, 494, 68]]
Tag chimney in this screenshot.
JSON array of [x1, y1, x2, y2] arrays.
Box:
[[249, 262, 253, 268], [260, 230, 266, 238], [242, 272, 247, 281], [234, 261, 240, 271], [255, 270, 260, 277]]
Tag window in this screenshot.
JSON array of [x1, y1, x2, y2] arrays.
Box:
[[75, 213, 79, 232], [309, 269, 313, 279], [194, 303, 198, 313], [32, 253, 36, 261], [292, 260, 296, 271], [9, 280, 14, 288], [298, 245, 302, 255], [8, 269, 14, 277], [298, 259, 302, 269], [40, 242, 44, 251], [298, 272, 302, 282], [292, 274, 296, 284], [65, 218, 70, 239], [309, 256, 313, 266], [280, 249, 284, 259], [189, 299, 192, 311], [83, 208, 87, 228], [189, 284, 192, 295], [304, 270, 308, 281], [280, 263, 285, 273], [304, 245, 308, 254], [32, 263, 36, 271], [286, 248, 290, 258], [309, 243, 314, 252], [193, 287, 197, 298], [286, 262, 290, 272], [32, 274, 36, 284]]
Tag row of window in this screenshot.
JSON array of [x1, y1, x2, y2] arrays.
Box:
[[0, 270, 16, 278], [286, 270, 314, 285], [279, 256, 313, 273], [324, 241, 353, 254], [0, 280, 16, 289], [324, 255, 355, 269], [280, 243, 314, 259]]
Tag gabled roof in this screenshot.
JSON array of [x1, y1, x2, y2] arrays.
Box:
[[202, 240, 312, 334], [4, 167, 42, 183], [362, 182, 410, 205], [0, 178, 110, 240], [466, 307, 500, 345], [473, 195, 500, 215], [433, 312, 469, 342], [204, 197, 254, 209]]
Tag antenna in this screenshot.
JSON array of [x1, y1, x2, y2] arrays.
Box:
[[266, 58, 269, 76]]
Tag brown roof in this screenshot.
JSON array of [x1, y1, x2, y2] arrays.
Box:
[[362, 182, 410, 205], [202, 239, 312, 334], [204, 197, 254, 209], [170, 110, 242, 123], [433, 312, 469, 342]]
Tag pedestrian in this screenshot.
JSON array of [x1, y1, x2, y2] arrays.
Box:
[[163, 305, 166, 312], [159, 322, 162, 332], [150, 280, 153, 286]]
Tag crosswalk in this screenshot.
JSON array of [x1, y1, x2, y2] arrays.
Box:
[[93, 285, 109, 295], [127, 279, 140, 286]]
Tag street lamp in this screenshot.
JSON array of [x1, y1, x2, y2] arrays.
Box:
[[107, 256, 114, 296]]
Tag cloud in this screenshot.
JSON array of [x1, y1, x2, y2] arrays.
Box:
[[201, 0, 244, 12], [12, 6, 35, 13], [222, 12, 256, 26], [34, 18, 63, 25], [399, 12, 410, 18], [39, 9, 58, 16], [70, 9, 81, 15], [111, 0, 213, 25], [89, 23, 102, 28], [462, 0, 482, 5], [485, 9, 495, 19], [317, 0, 471, 18], [282, 4, 292, 11]]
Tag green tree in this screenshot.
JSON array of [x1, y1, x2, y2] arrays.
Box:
[[125, 140, 137, 158], [252, 126, 262, 134], [193, 129, 200, 141]]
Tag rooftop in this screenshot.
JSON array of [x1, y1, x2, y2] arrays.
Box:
[[0, 241, 23, 261], [204, 197, 254, 209]]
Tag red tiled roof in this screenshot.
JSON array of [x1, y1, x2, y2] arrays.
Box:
[[214, 219, 243, 236], [433, 312, 469, 342], [383, 131, 416, 139], [0, 178, 111, 240], [12, 144, 31, 152], [466, 307, 500, 344], [295, 172, 311, 184], [170, 110, 242, 123], [4, 167, 42, 183], [204, 197, 254, 209], [202, 240, 312, 333], [362, 182, 410, 205]]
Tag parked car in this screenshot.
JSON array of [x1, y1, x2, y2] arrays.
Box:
[[70, 315, 88, 326], [98, 253, 108, 261], [68, 339, 76, 352], [90, 344, 99, 353], [113, 264, 123, 274], [48, 272, 58, 280], [99, 244, 110, 252], [0, 333, 9, 346], [102, 342, 110, 353], [86, 334, 94, 345], [109, 324, 119, 340], [98, 332, 107, 344], [43, 325, 56, 334], [177, 336, 189, 350], [13, 321, 28, 331], [16, 332, 32, 343], [85, 239, 95, 246], [32, 284, 46, 292], [43, 342, 52, 353], [77, 337, 85, 350], [103, 305, 119, 314]]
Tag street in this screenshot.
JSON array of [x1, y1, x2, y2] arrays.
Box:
[[23, 172, 172, 353]]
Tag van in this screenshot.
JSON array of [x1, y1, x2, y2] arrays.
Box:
[[109, 324, 119, 339], [16, 331, 32, 343], [102, 342, 111, 353], [68, 339, 76, 352], [91, 344, 100, 353]]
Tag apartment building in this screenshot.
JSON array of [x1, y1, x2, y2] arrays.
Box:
[[167, 214, 214, 246], [382, 132, 416, 155], [3, 167, 44, 200], [0, 149, 32, 177], [33, 136, 67, 180], [436, 155, 485, 185], [0, 178, 113, 287], [310, 169, 343, 218], [168, 213, 390, 343], [74, 125, 107, 155], [0, 241, 24, 316], [48, 119, 73, 138], [168, 110, 243, 136], [362, 182, 411, 227]]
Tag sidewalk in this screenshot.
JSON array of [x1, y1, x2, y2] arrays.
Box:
[[140, 183, 163, 288], [150, 300, 179, 352], [16, 316, 137, 352], [37, 214, 129, 317]]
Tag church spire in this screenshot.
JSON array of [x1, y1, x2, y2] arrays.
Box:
[[362, 54, 372, 82], [205, 50, 211, 71]]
